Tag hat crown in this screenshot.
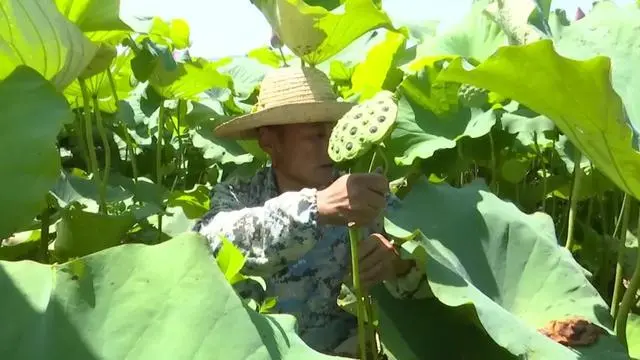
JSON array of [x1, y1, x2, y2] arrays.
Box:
[[213, 66, 353, 139], [255, 66, 339, 111]]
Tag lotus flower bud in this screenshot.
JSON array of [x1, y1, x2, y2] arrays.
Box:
[[172, 49, 191, 63], [270, 31, 283, 49]]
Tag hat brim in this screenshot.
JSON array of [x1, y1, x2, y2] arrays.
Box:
[[214, 101, 354, 139]]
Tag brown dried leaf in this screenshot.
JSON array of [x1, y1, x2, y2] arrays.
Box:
[[538, 317, 605, 347]]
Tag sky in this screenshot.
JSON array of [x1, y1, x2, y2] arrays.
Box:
[[120, 0, 629, 59]]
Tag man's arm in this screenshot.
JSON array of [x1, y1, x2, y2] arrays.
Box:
[[196, 182, 322, 278]]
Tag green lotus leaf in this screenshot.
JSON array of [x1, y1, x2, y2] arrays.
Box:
[[381, 177, 628, 359], [385, 94, 496, 167], [0, 66, 72, 239], [0, 232, 347, 359], [54, 0, 133, 44], [439, 39, 640, 202], [413, 0, 508, 62], [0, 0, 98, 89], [64, 49, 135, 113], [150, 60, 232, 101], [53, 205, 136, 259], [250, 0, 394, 65], [350, 29, 407, 100], [552, 1, 640, 140], [628, 313, 640, 359]]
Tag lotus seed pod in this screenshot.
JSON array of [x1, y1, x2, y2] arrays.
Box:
[[458, 83, 490, 108], [328, 90, 398, 163]]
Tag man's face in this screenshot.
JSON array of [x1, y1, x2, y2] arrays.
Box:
[[258, 122, 336, 189]]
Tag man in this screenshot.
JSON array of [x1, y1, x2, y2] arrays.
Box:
[[194, 66, 428, 357]]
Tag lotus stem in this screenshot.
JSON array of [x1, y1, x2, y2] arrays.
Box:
[[551, 137, 557, 222], [38, 203, 51, 263], [78, 78, 104, 211], [587, 162, 596, 223], [611, 193, 631, 318], [278, 48, 288, 66], [107, 69, 139, 182], [615, 191, 622, 231], [533, 133, 547, 210], [368, 150, 378, 174], [457, 143, 465, 186], [171, 100, 187, 192], [612, 194, 627, 239], [93, 95, 111, 214], [348, 225, 368, 359], [598, 193, 611, 239], [156, 99, 166, 241], [595, 194, 613, 295], [488, 132, 498, 194], [364, 295, 377, 358], [375, 147, 389, 175], [345, 145, 392, 359], [73, 111, 90, 171], [564, 152, 583, 250], [587, 195, 594, 225], [614, 199, 640, 348]]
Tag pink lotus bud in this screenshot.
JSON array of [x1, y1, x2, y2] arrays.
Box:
[[173, 49, 191, 63], [575, 7, 585, 20]]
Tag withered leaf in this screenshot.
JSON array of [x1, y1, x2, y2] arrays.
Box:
[[538, 316, 605, 347]]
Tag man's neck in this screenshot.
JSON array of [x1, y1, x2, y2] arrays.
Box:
[[272, 167, 307, 194]]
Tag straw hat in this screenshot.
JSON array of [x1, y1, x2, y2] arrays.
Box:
[[214, 66, 354, 139]]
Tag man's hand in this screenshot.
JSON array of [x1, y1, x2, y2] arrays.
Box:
[[357, 233, 414, 289], [316, 173, 388, 226]]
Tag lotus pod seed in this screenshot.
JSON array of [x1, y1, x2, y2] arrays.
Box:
[[328, 90, 399, 163]]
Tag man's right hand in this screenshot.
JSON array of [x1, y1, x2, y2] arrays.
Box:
[[316, 173, 389, 226]]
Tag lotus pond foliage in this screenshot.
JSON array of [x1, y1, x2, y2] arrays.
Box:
[[1, 0, 640, 359]]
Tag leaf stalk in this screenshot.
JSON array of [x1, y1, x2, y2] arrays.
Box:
[[564, 152, 584, 250], [92, 95, 112, 214], [614, 202, 640, 348], [611, 194, 631, 318], [106, 69, 140, 182], [78, 78, 105, 211], [156, 99, 166, 241]]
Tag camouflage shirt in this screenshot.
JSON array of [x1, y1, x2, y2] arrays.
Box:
[[194, 166, 428, 354]]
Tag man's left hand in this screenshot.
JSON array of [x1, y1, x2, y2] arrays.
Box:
[[357, 233, 414, 289]]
